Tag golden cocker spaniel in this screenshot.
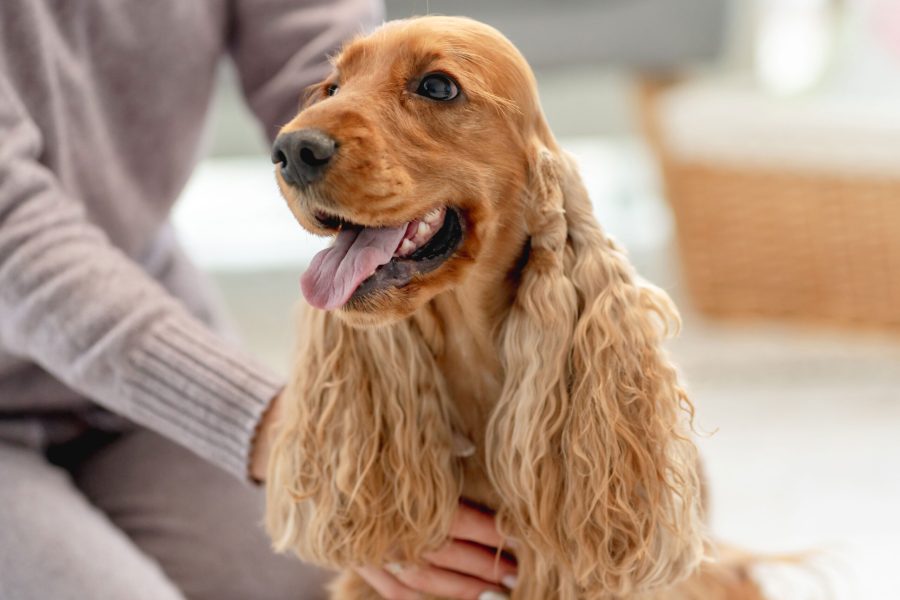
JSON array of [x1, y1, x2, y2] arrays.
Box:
[[266, 16, 765, 600]]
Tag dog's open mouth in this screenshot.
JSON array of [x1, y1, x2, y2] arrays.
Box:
[[300, 206, 463, 310]]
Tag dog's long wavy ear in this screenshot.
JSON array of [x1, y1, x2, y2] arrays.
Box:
[[487, 141, 706, 596], [266, 309, 461, 566]]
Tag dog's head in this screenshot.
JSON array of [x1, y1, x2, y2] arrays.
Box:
[[273, 16, 542, 325]]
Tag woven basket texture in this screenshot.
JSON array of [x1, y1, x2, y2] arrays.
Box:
[[639, 80, 900, 329]]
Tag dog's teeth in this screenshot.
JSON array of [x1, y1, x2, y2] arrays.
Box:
[[417, 221, 430, 237], [398, 239, 416, 256], [424, 209, 441, 223]]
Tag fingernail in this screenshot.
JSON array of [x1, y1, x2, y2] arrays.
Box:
[[452, 432, 476, 457], [385, 562, 404, 576], [478, 592, 509, 600], [502, 574, 518, 589]]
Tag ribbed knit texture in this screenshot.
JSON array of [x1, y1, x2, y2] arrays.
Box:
[[0, 0, 381, 479], [125, 319, 282, 478]]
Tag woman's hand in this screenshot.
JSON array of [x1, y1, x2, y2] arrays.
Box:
[[249, 389, 285, 482], [354, 503, 517, 600]]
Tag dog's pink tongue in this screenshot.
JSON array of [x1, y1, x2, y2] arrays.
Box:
[[301, 225, 407, 310]]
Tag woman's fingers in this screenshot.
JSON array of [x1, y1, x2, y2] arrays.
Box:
[[386, 563, 509, 600], [448, 503, 507, 549], [355, 566, 422, 600], [422, 540, 517, 588], [355, 503, 517, 599]]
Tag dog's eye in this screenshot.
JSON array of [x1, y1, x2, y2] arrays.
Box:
[[416, 73, 459, 101], [326, 83, 339, 97]]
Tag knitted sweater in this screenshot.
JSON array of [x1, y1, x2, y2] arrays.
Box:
[[0, 0, 380, 478]]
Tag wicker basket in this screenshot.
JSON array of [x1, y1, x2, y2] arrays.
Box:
[[639, 80, 900, 329]]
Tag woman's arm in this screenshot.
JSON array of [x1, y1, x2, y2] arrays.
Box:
[[0, 76, 281, 479], [228, 0, 383, 141]]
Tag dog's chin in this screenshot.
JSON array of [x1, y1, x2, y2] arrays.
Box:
[[334, 290, 421, 328], [335, 259, 464, 328]]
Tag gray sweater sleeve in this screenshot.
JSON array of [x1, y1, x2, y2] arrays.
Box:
[[0, 76, 281, 479], [229, 0, 383, 141]]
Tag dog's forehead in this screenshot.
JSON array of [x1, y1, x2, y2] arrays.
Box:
[[330, 17, 538, 116], [333, 36, 423, 76], [335, 17, 514, 77], [334, 38, 443, 77]]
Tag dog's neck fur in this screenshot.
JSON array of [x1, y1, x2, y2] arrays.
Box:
[[412, 212, 530, 505]]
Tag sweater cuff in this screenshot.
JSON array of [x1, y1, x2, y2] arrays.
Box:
[[122, 316, 283, 480]]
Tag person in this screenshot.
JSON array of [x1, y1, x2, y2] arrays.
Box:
[[0, 2, 516, 599]]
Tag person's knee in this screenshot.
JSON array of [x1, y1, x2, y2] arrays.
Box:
[[0, 442, 184, 600], [75, 429, 333, 600], [181, 559, 334, 600]]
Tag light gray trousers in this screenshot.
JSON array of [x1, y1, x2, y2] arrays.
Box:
[[0, 424, 332, 600]]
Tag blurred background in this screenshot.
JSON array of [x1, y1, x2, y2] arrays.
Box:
[[173, 1, 900, 597]]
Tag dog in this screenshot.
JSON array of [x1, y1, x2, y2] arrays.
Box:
[[266, 16, 766, 600]]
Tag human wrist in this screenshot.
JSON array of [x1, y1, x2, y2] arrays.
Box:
[[249, 387, 285, 483]]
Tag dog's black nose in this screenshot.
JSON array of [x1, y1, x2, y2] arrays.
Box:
[[271, 129, 337, 186]]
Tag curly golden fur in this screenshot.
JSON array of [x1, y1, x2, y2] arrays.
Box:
[[266, 16, 765, 600]]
